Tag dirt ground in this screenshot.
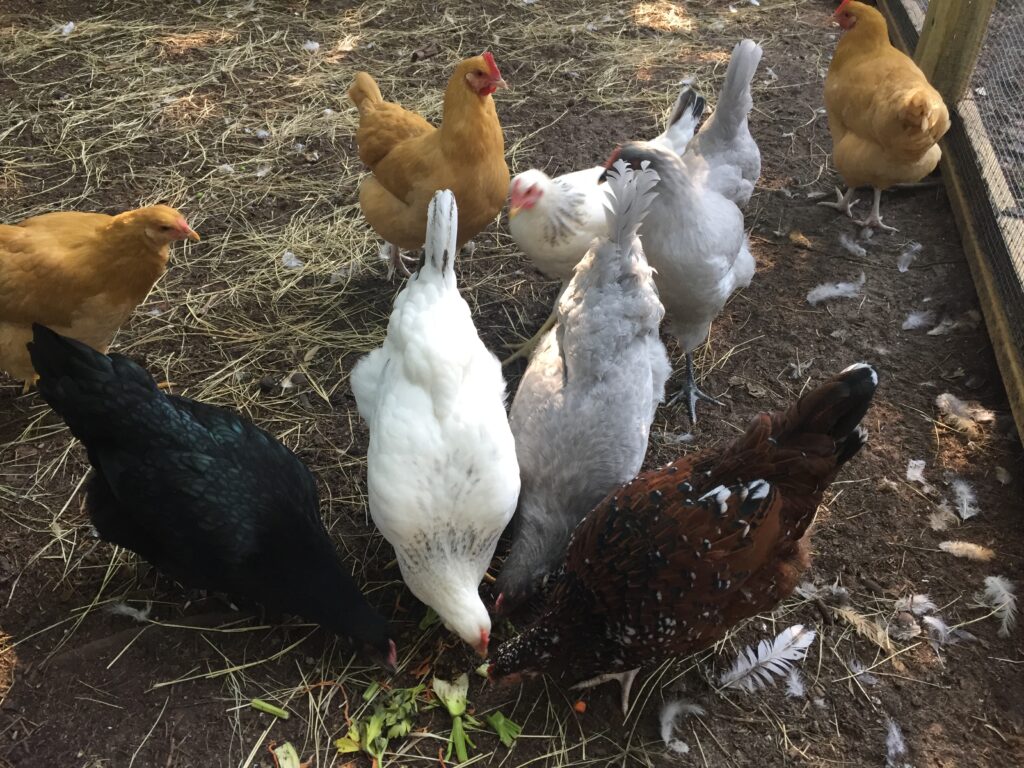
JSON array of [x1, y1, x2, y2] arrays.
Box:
[[1, 1, 1023, 767]]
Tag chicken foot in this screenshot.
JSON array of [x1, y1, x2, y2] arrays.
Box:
[[817, 186, 859, 218], [383, 242, 418, 279], [667, 352, 724, 426], [571, 667, 640, 718], [501, 308, 556, 366], [853, 187, 898, 233]]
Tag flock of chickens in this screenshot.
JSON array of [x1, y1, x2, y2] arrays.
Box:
[[1, 2, 952, 715]]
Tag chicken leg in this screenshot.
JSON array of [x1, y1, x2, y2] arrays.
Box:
[[571, 667, 640, 718], [501, 308, 556, 366], [817, 186, 858, 218], [667, 353, 724, 426], [384, 242, 418, 279], [853, 187, 898, 233]]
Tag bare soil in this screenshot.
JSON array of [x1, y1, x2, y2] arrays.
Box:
[[1, 1, 1023, 767]]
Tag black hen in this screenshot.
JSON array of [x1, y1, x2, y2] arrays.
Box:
[[28, 324, 396, 669]]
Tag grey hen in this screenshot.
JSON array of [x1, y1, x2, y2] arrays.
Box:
[[686, 38, 763, 208], [495, 160, 670, 613]]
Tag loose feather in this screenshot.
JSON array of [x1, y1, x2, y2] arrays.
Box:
[[976, 575, 1017, 637], [951, 478, 979, 520], [807, 273, 865, 305], [885, 720, 910, 768], [718, 625, 816, 693], [784, 668, 806, 699], [659, 699, 704, 755], [902, 310, 935, 330], [939, 540, 994, 562], [894, 594, 936, 616]]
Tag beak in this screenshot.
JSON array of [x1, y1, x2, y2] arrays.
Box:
[[186, 228, 201, 242], [508, 206, 522, 219], [475, 629, 490, 658], [492, 77, 508, 90], [597, 169, 609, 184]]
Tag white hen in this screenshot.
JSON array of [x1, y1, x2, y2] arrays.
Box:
[[503, 85, 706, 363], [351, 189, 520, 656]]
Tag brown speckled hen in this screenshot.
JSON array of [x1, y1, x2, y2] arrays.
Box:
[[488, 363, 878, 714]]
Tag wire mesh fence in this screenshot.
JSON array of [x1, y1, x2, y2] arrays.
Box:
[[960, 0, 1024, 349]]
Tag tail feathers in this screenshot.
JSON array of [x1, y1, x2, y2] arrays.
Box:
[[705, 39, 762, 138], [28, 324, 158, 440], [601, 160, 660, 250], [776, 363, 878, 462], [348, 72, 383, 113], [652, 85, 706, 155], [419, 189, 458, 283], [898, 89, 950, 145]]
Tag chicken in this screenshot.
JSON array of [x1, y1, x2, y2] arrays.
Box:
[[348, 52, 509, 277], [27, 324, 396, 669], [351, 190, 520, 656], [489, 363, 878, 714], [0, 205, 199, 390], [503, 85, 705, 363], [601, 141, 755, 425], [685, 38, 763, 209], [820, 1, 950, 232], [494, 160, 671, 613]]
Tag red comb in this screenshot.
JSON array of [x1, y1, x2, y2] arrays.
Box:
[[603, 145, 623, 170], [481, 51, 501, 80], [834, 0, 852, 15]]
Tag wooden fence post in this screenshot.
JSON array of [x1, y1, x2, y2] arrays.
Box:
[[915, 0, 996, 104]]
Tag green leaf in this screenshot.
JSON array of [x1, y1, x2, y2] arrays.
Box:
[[432, 674, 468, 717], [335, 724, 362, 754], [271, 742, 302, 768], [474, 662, 490, 679], [485, 712, 523, 748], [419, 607, 441, 630]]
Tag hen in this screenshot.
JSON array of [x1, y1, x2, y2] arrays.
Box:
[[504, 85, 705, 362], [494, 160, 670, 613], [602, 141, 755, 425], [349, 53, 509, 277], [820, 1, 950, 231], [0, 205, 198, 390], [685, 38, 763, 209], [351, 190, 520, 656], [28, 325, 396, 669], [489, 363, 878, 714]]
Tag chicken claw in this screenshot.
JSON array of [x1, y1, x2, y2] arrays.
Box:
[[817, 186, 858, 218], [381, 242, 417, 279], [853, 187, 898, 233], [667, 352, 724, 426], [571, 668, 640, 718], [501, 309, 556, 366]]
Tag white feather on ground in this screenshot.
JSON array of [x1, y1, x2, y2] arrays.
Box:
[[108, 601, 152, 622], [848, 658, 879, 686], [996, 466, 1012, 485], [784, 668, 806, 699], [939, 540, 995, 562], [922, 615, 976, 651], [807, 272, 865, 305], [897, 242, 922, 272], [906, 459, 926, 484], [659, 699, 705, 755], [839, 232, 866, 258], [718, 624, 816, 692], [902, 310, 935, 330], [885, 720, 910, 768], [976, 576, 1018, 637], [951, 478, 980, 520], [894, 594, 937, 616]]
